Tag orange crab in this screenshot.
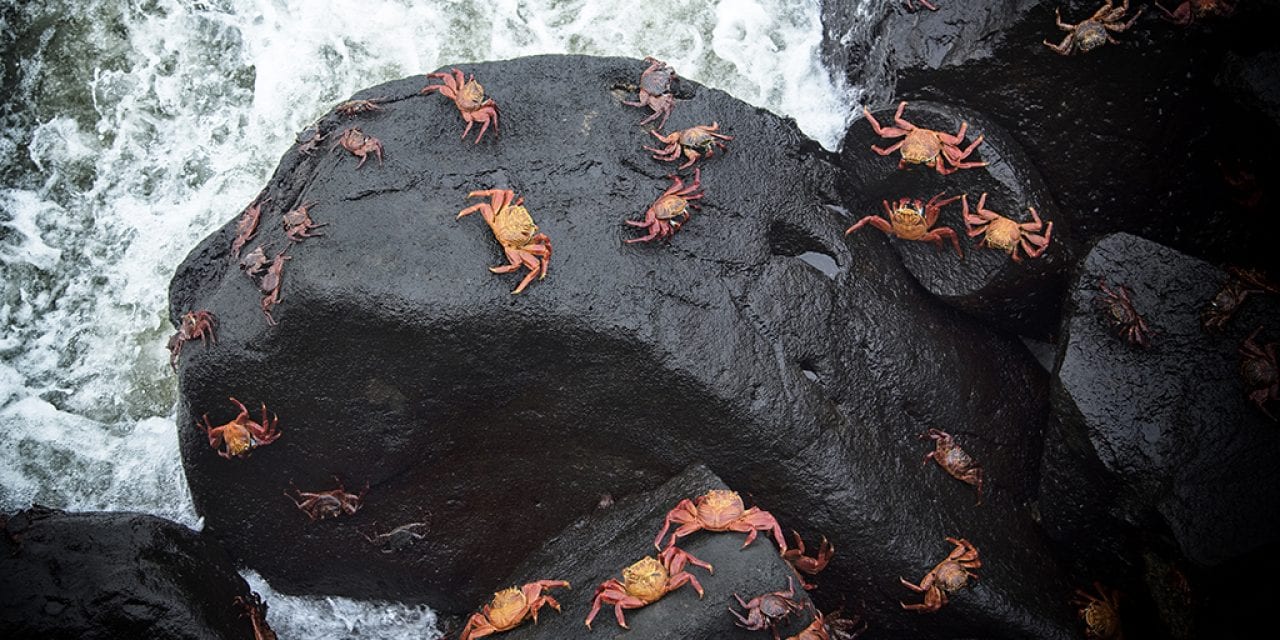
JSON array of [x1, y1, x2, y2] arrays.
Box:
[[585, 545, 712, 630], [962, 193, 1052, 263], [654, 488, 787, 551], [197, 397, 281, 459], [863, 101, 987, 175], [782, 531, 836, 590], [1072, 582, 1123, 639], [625, 168, 704, 244], [920, 428, 984, 505], [900, 537, 981, 613], [645, 123, 734, 169], [845, 193, 964, 257], [457, 189, 553, 294], [421, 68, 499, 143], [460, 580, 570, 640]]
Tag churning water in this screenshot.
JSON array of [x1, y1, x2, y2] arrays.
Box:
[[0, 0, 863, 635]]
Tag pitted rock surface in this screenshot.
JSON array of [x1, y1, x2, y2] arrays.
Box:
[[1041, 232, 1280, 569], [169, 54, 1074, 637], [839, 99, 1072, 337], [0, 507, 255, 640]]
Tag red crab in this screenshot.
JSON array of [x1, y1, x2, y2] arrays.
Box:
[[625, 168, 704, 244], [282, 201, 327, 243], [1201, 267, 1279, 332], [1072, 582, 1123, 639], [461, 580, 571, 640], [458, 189, 553, 294], [258, 247, 290, 326], [296, 129, 326, 156], [1097, 279, 1153, 348], [845, 193, 964, 257], [167, 310, 216, 371], [645, 123, 733, 169], [197, 397, 280, 459], [230, 197, 269, 259], [787, 607, 866, 640], [421, 68, 499, 143], [902, 0, 939, 10], [654, 488, 787, 551], [782, 531, 835, 590], [1156, 0, 1233, 26], [863, 101, 987, 175], [335, 98, 387, 117], [1044, 0, 1144, 55], [1240, 326, 1279, 421], [585, 545, 712, 630], [234, 592, 277, 640], [900, 537, 981, 613], [962, 193, 1052, 263], [921, 429, 983, 505], [239, 244, 270, 280], [623, 56, 678, 128], [331, 127, 384, 168], [285, 477, 368, 521], [730, 577, 805, 639]]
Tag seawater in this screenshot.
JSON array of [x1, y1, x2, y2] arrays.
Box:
[[0, 1, 865, 636]]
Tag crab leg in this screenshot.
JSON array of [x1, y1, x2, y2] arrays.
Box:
[[935, 122, 969, 147], [845, 215, 894, 236], [862, 106, 909, 139], [1043, 33, 1076, 55], [871, 140, 906, 156]]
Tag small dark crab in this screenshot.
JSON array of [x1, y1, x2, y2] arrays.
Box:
[[645, 123, 733, 169], [623, 56, 678, 129], [900, 537, 981, 613], [259, 247, 291, 326], [230, 196, 269, 260], [1096, 279, 1153, 348], [782, 531, 835, 590], [335, 97, 388, 117], [1072, 582, 1122, 639], [282, 201, 327, 243], [239, 244, 270, 280], [921, 428, 984, 505], [285, 477, 368, 521], [1201, 267, 1279, 332], [331, 127, 384, 168], [167, 310, 217, 371], [234, 592, 278, 640], [730, 577, 805, 640], [625, 168, 704, 244], [1240, 326, 1279, 421], [296, 128, 326, 156], [1044, 0, 1145, 55], [1156, 0, 1234, 26], [361, 519, 431, 553]]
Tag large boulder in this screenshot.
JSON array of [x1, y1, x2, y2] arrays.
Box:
[[0, 506, 258, 640], [169, 54, 1076, 636]]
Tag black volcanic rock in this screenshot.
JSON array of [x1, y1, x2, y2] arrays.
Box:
[[839, 99, 1072, 337], [0, 506, 256, 640], [1041, 233, 1280, 572], [169, 54, 1076, 637]]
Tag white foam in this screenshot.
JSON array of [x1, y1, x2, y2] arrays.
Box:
[[241, 570, 442, 639]]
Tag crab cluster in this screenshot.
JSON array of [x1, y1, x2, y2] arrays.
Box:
[[1043, 0, 1233, 56]]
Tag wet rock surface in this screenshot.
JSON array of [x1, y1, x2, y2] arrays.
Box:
[[839, 99, 1072, 337], [1041, 232, 1280, 570], [0, 506, 254, 640], [170, 54, 1076, 636]]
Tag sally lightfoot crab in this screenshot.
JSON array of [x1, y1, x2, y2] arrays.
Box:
[[230, 196, 269, 259], [331, 127, 384, 168], [167, 310, 216, 371], [334, 97, 387, 117], [962, 193, 1052, 263], [421, 68, 499, 143], [900, 537, 981, 612], [1097, 279, 1153, 348], [233, 592, 277, 640], [460, 580, 570, 639], [282, 201, 327, 243], [782, 531, 835, 590], [863, 102, 987, 175], [921, 428, 983, 505], [1201, 267, 1279, 332], [623, 56, 677, 128], [197, 397, 280, 459], [285, 477, 367, 521], [1240, 326, 1279, 421], [1044, 0, 1144, 55], [625, 168, 704, 244], [585, 545, 711, 630], [645, 123, 733, 169], [730, 577, 805, 639], [1072, 582, 1123, 639], [258, 247, 291, 325], [845, 193, 964, 257], [654, 488, 787, 551], [1157, 0, 1232, 26], [457, 189, 553, 294]]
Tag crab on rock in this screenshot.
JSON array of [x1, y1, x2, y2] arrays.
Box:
[[167, 310, 216, 371], [1240, 326, 1279, 421], [585, 545, 712, 630], [460, 580, 570, 640], [1201, 267, 1279, 332], [654, 488, 787, 551], [623, 56, 678, 128], [787, 607, 866, 640], [1097, 279, 1153, 348], [962, 193, 1053, 263], [334, 98, 387, 117], [900, 537, 981, 613], [258, 247, 291, 326], [285, 477, 367, 521], [1044, 0, 1144, 55], [645, 123, 733, 169], [1072, 582, 1123, 639], [233, 592, 278, 640], [625, 167, 704, 244], [1157, 0, 1232, 26], [421, 68, 499, 143], [197, 397, 281, 459], [863, 101, 987, 175], [730, 577, 805, 639], [782, 531, 835, 590], [230, 197, 268, 260], [331, 127, 384, 169], [282, 201, 327, 243], [457, 189, 553, 295], [845, 193, 964, 257], [921, 429, 984, 505]]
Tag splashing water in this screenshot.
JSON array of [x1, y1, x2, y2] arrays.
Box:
[[0, 0, 863, 634]]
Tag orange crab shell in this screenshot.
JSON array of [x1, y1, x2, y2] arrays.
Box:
[[696, 489, 748, 528], [621, 556, 671, 604]]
